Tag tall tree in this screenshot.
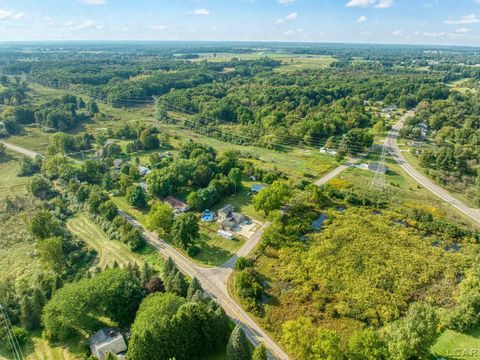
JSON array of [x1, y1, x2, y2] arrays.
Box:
[[146, 202, 174, 234], [226, 325, 251, 360], [187, 277, 203, 300], [171, 213, 199, 249], [252, 343, 268, 360]]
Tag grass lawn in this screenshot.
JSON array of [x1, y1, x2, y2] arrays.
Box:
[[0, 151, 28, 198], [67, 214, 164, 271], [7, 127, 51, 155], [193, 229, 245, 267], [193, 52, 336, 72], [212, 180, 265, 222], [431, 328, 480, 359], [110, 195, 150, 227]]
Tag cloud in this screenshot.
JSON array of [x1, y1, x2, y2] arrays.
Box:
[[456, 27, 472, 33], [274, 11, 298, 25], [278, 0, 295, 4], [356, 15, 367, 23], [66, 19, 97, 30], [285, 12, 298, 20], [346, 0, 394, 8], [0, 9, 25, 20], [375, 0, 394, 8], [445, 14, 479, 25], [191, 8, 210, 16], [391, 29, 404, 36], [78, 0, 107, 5]]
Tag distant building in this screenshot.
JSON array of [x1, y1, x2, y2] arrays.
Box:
[[368, 163, 388, 174], [164, 195, 189, 214], [138, 166, 151, 177], [88, 328, 127, 360], [320, 147, 338, 156], [113, 159, 124, 171], [250, 184, 267, 193]]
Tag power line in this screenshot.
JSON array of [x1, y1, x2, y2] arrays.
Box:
[[0, 304, 24, 360]]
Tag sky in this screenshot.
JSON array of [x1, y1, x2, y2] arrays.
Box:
[[1, 0, 480, 46]]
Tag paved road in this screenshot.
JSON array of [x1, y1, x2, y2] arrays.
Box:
[[387, 111, 480, 224], [121, 212, 288, 360], [1, 141, 42, 159]]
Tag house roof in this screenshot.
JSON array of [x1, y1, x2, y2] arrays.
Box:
[[218, 204, 234, 216], [164, 195, 188, 210], [88, 328, 127, 359], [251, 184, 267, 192]]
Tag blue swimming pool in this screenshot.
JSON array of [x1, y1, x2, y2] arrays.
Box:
[[201, 210, 215, 222]]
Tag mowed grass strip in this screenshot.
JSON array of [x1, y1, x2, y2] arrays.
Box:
[[67, 214, 140, 268], [430, 328, 480, 359]]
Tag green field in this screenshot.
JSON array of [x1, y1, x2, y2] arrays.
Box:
[[431, 328, 480, 359], [193, 52, 336, 72], [67, 214, 164, 271], [0, 151, 28, 198]]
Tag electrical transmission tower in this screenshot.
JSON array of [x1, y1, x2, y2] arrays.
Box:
[[369, 139, 388, 193]]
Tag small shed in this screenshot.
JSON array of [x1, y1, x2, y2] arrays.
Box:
[[217, 229, 234, 240], [88, 328, 127, 359], [251, 184, 267, 193]]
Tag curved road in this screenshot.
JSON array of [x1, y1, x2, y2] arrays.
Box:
[[387, 111, 480, 224]]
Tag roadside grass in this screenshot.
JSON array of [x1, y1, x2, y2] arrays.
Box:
[[0, 151, 28, 198], [110, 195, 150, 228], [431, 328, 480, 359]]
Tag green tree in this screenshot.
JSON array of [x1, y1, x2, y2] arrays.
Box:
[[29, 210, 61, 239], [226, 325, 251, 360], [146, 202, 174, 234], [187, 277, 203, 300], [253, 180, 291, 215], [228, 167, 242, 193], [171, 213, 199, 249], [20, 296, 39, 330], [347, 329, 387, 360], [252, 343, 267, 360], [99, 200, 118, 221], [127, 185, 147, 208], [37, 237, 65, 272], [381, 303, 439, 360], [162, 257, 175, 279], [27, 174, 53, 199], [165, 268, 188, 297], [87, 188, 109, 214]]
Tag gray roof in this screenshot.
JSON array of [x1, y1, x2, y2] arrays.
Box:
[[218, 204, 235, 217], [88, 328, 127, 359]]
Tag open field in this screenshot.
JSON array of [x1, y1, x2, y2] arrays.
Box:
[[67, 214, 140, 267], [7, 127, 51, 155], [0, 151, 28, 198], [67, 214, 164, 272], [431, 328, 480, 359], [193, 52, 336, 72]]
